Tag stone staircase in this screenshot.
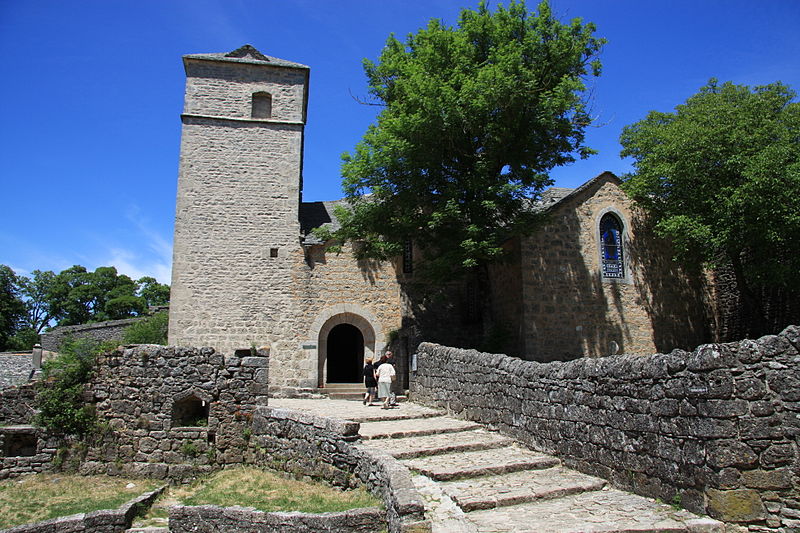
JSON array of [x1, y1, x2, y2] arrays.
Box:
[[357, 408, 724, 533]]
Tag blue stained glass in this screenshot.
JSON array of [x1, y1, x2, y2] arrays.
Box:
[[600, 214, 624, 278]]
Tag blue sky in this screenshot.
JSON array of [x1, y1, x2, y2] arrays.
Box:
[[1, 0, 798, 284]]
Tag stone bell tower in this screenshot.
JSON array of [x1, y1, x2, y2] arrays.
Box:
[[169, 45, 310, 354]]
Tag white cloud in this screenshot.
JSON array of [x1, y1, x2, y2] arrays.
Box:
[[92, 206, 173, 284]]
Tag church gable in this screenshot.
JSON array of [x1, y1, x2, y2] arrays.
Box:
[[511, 172, 707, 363]]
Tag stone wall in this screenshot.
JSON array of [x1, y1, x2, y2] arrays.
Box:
[[251, 406, 428, 533], [81, 345, 269, 481], [169, 504, 383, 533], [0, 382, 37, 425], [40, 318, 142, 351], [516, 173, 710, 362], [0, 352, 33, 388], [410, 327, 800, 531], [0, 426, 59, 480]]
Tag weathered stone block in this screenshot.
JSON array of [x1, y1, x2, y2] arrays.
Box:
[[741, 468, 793, 489], [706, 488, 765, 523]]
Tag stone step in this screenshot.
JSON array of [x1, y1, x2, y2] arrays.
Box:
[[326, 392, 409, 402], [359, 416, 481, 440], [440, 467, 607, 512], [363, 429, 514, 459], [401, 445, 560, 481], [464, 487, 724, 532], [126, 528, 169, 533]]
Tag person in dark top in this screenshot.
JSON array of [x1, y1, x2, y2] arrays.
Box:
[[363, 357, 377, 405]]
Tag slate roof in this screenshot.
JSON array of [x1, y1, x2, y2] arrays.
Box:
[[298, 172, 620, 243], [184, 44, 309, 70], [299, 200, 346, 245]]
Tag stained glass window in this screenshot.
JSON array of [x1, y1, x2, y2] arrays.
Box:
[[600, 213, 624, 278]]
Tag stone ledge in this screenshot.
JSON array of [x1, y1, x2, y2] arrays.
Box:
[[169, 503, 383, 532], [2, 484, 166, 533]]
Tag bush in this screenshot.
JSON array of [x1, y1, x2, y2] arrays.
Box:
[[123, 311, 168, 344], [34, 338, 111, 436]]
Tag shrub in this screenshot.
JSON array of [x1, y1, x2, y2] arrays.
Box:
[[123, 311, 168, 344], [34, 338, 110, 436]]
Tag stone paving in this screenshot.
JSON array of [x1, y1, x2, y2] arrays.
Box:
[[358, 416, 481, 440], [466, 489, 724, 532], [365, 428, 515, 459], [274, 398, 725, 532], [270, 397, 441, 422], [402, 446, 559, 481]]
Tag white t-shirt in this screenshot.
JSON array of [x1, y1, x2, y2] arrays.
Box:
[[376, 362, 396, 383]]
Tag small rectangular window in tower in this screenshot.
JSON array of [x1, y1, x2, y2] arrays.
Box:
[[252, 92, 272, 119], [270, 248, 279, 258], [403, 241, 413, 274]]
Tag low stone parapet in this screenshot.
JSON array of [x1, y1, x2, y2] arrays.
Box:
[[410, 326, 800, 531], [251, 406, 429, 533], [169, 504, 384, 533], [1, 485, 165, 533]]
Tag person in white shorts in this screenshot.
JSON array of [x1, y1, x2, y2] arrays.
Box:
[[375, 355, 396, 409]]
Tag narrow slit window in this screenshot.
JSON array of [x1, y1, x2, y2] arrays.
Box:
[[251, 92, 272, 119], [600, 213, 624, 279], [403, 241, 413, 274]]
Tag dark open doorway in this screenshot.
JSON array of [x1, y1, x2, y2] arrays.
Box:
[[326, 323, 364, 383]]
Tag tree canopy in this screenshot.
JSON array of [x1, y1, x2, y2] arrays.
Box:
[[620, 80, 800, 318], [0, 264, 171, 350], [0, 265, 25, 350], [322, 0, 604, 278]]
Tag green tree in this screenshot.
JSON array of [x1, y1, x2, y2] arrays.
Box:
[[34, 338, 105, 436], [17, 269, 57, 334], [136, 276, 170, 307], [48, 265, 146, 326], [323, 0, 604, 282], [0, 265, 26, 350], [620, 80, 800, 332]]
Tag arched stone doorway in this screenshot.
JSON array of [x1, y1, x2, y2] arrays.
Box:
[[310, 305, 383, 388], [325, 323, 364, 383]]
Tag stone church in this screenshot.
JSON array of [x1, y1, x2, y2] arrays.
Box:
[[168, 45, 709, 395]]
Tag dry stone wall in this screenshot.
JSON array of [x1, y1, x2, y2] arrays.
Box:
[[82, 345, 268, 481], [0, 427, 59, 480], [251, 406, 428, 533], [0, 383, 36, 425], [410, 327, 800, 531], [169, 504, 383, 533], [40, 318, 141, 351]]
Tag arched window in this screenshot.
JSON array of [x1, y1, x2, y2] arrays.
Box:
[[600, 213, 624, 279], [251, 92, 272, 119]]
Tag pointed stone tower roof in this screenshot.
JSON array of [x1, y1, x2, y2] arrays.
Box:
[[183, 44, 309, 69]]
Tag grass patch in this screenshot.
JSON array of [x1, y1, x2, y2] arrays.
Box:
[[0, 474, 161, 529], [177, 466, 381, 514]]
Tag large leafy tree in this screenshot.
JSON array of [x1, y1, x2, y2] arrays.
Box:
[[136, 276, 171, 308], [18, 269, 57, 334], [47, 265, 148, 326], [620, 80, 800, 332], [324, 0, 604, 279], [0, 265, 26, 350]]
